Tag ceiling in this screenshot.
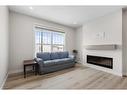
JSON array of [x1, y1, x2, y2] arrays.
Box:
[[9, 6, 123, 28]]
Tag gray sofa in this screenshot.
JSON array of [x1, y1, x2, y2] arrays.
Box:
[[35, 51, 75, 74]]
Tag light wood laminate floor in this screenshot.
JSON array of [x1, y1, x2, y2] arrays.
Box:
[[3, 64, 127, 89]]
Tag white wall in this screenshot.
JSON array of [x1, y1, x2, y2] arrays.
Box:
[[0, 6, 9, 88], [122, 9, 127, 76], [9, 11, 76, 74], [76, 10, 123, 76], [75, 27, 84, 63]]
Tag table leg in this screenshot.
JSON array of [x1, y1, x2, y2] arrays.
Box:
[[32, 66, 34, 71], [36, 64, 39, 75], [35, 64, 38, 75], [24, 65, 26, 78]]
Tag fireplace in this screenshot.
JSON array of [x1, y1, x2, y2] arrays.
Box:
[[87, 55, 113, 69]]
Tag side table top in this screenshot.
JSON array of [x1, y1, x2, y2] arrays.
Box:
[[23, 59, 37, 65]]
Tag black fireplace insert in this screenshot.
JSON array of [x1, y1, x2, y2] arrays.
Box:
[[87, 55, 113, 69]]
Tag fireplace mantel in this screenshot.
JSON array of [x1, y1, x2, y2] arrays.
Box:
[[85, 44, 117, 50]]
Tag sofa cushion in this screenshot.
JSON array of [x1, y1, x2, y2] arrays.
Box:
[[43, 60, 56, 67], [37, 52, 51, 61], [59, 51, 69, 59], [43, 58, 74, 67], [54, 58, 74, 64], [50, 52, 60, 60]]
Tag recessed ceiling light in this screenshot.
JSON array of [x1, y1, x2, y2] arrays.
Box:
[[73, 22, 77, 24], [29, 7, 33, 10]]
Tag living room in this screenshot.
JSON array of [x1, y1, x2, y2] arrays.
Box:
[[2, 4, 127, 91]]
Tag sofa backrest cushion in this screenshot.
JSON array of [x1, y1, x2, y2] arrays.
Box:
[[36, 51, 69, 60], [59, 51, 69, 59], [37, 52, 51, 61], [50, 52, 60, 60]]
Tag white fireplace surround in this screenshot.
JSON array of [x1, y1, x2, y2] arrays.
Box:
[[83, 46, 122, 76], [75, 10, 123, 76]]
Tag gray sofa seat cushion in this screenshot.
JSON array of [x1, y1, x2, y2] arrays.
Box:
[[55, 58, 74, 63], [43, 58, 74, 67], [37, 52, 51, 61], [43, 60, 56, 67]]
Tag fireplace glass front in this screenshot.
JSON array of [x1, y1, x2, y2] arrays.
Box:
[[87, 55, 113, 69]]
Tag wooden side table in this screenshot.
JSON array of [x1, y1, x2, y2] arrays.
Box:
[[23, 59, 38, 78]]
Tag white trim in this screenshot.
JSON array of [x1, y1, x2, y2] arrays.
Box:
[[34, 26, 66, 52], [0, 72, 8, 89]]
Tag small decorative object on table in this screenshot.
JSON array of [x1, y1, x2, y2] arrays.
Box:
[[23, 59, 38, 78], [72, 50, 78, 63]]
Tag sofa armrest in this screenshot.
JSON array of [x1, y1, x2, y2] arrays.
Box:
[[34, 58, 44, 67], [69, 55, 76, 63], [69, 55, 75, 59]]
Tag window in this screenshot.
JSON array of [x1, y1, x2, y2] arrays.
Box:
[[35, 27, 65, 53]]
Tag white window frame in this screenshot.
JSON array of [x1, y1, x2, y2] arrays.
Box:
[[34, 26, 66, 53]]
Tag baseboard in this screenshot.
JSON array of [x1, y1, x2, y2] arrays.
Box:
[[76, 60, 82, 64], [8, 71, 35, 78], [8, 71, 23, 78], [0, 72, 8, 89]]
